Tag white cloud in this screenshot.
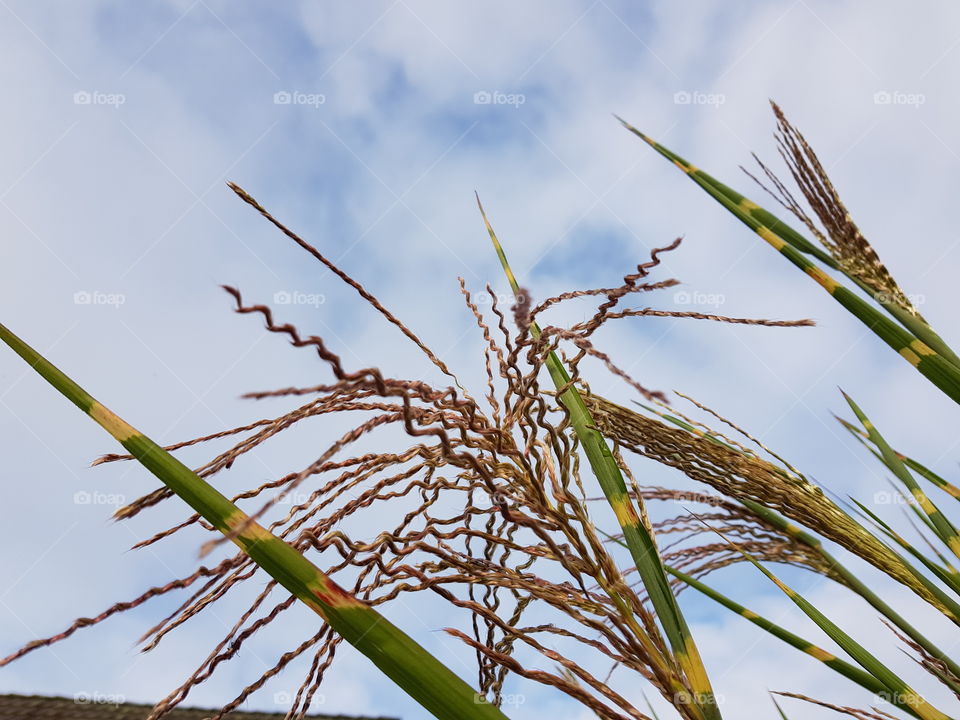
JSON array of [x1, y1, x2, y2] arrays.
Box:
[[2, 1, 960, 718]]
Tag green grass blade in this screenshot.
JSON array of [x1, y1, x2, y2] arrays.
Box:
[[837, 416, 960, 502], [738, 498, 960, 680], [619, 119, 960, 399], [599, 525, 892, 703], [709, 524, 951, 720], [613, 116, 829, 263], [0, 321, 509, 720], [598, 527, 898, 705], [618, 398, 960, 677], [899, 502, 960, 576], [478, 197, 722, 720], [616, 115, 960, 368], [770, 695, 791, 720], [665, 567, 903, 710], [900, 457, 960, 502], [842, 391, 960, 562], [848, 497, 960, 597], [643, 693, 663, 720]]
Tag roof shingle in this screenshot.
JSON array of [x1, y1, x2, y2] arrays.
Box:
[[0, 695, 397, 720]]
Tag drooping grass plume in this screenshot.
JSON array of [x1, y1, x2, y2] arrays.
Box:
[[2, 135, 957, 720], [586, 395, 955, 618], [618, 109, 960, 402], [1, 182, 806, 720], [593, 391, 960, 699], [476, 197, 754, 720], [604, 487, 840, 585], [600, 511, 899, 708], [0, 321, 511, 720], [750, 104, 918, 318]]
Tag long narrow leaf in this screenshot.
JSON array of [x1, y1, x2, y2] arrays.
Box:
[[630, 397, 960, 672], [617, 114, 960, 372], [595, 521, 916, 716], [843, 391, 960, 562], [628, 398, 960, 637], [477, 197, 721, 720], [738, 498, 960, 679], [619, 118, 960, 402], [837, 416, 960, 502], [665, 566, 899, 709], [770, 695, 792, 720], [848, 497, 960, 597], [706, 523, 951, 720], [0, 321, 509, 720]]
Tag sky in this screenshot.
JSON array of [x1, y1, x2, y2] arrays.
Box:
[[2, 1, 960, 719]]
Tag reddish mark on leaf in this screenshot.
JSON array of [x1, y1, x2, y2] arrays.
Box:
[[313, 579, 364, 609]]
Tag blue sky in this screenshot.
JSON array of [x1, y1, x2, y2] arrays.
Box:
[[2, 2, 960, 718]]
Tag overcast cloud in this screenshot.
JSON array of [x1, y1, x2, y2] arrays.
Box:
[[2, 2, 960, 719]]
